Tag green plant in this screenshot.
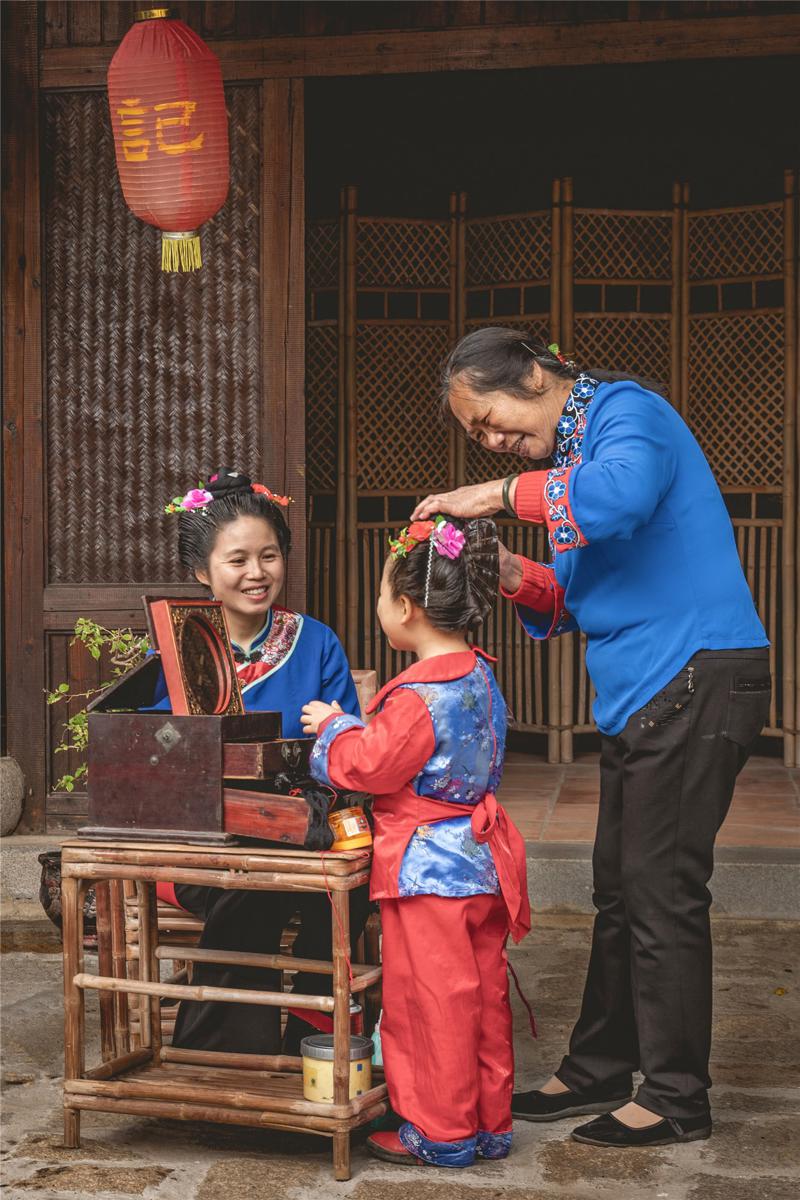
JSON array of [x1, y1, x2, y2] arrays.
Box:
[[46, 619, 149, 792]]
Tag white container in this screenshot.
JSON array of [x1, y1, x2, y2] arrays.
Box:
[[301, 1034, 373, 1103]]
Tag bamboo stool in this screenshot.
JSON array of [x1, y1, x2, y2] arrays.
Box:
[[62, 839, 387, 1181]]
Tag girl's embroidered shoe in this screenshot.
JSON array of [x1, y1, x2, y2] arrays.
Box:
[[366, 1131, 424, 1164], [476, 1130, 512, 1159]]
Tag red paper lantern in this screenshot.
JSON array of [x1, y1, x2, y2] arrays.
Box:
[[107, 8, 229, 272]]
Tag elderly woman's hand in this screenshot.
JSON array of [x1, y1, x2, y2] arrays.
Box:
[[411, 479, 510, 522], [498, 542, 523, 594]]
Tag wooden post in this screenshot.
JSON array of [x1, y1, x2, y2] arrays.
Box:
[[135, 884, 155, 1050], [448, 192, 458, 490], [109, 880, 130, 1055], [558, 177, 575, 764], [343, 185, 359, 663], [783, 168, 798, 767], [262, 77, 306, 613], [94, 881, 115, 1061], [452, 191, 467, 487], [670, 181, 683, 410], [2, 0, 45, 829], [680, 182, 691, 420], [543, 179, 564, 763], [335, 188, 348, 638], [331, 887, 351, 1180], [62, 875, 84, 1147]]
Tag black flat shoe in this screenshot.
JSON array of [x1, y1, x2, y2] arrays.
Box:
[[511, 1083, 633, 1123], [571, 1111, 712, 1147]]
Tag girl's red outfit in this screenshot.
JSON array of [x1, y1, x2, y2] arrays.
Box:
[[310, 649, 531, 1167]]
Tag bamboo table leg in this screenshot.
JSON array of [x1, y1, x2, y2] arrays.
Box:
[[109, 879, 131, 1055], [332, 888, 351, 1181], [94, 881, 115, 1061], [136, 882, 162, 1057], [62, 875, 85, 1148]]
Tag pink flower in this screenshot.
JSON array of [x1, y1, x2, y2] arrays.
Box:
[[181, 488, 214, 510], [434, 522, 466, 559]]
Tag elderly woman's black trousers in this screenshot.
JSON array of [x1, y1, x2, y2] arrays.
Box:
[[556, 648, 770, 1119]]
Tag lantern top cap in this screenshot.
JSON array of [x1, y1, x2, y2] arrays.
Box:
[[134, 8, 174, 21]]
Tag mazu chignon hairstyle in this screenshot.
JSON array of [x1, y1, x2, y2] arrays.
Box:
[[176, 468, 292, 574], [389, 517, 499, 634]]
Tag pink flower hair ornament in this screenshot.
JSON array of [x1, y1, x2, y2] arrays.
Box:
[[388, 515, 465, 560], [164, 479, 293, 515]]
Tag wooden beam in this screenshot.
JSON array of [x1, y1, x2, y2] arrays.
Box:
[[2, 1, 45, 829], [261, 78, 306, 613], [40, 13, 800, 89]]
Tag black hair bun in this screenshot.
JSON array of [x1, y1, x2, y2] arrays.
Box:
[[206, 468, 252, 501], [464, 517, 500, 623]]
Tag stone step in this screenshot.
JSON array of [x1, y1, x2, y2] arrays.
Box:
[[2, 835, 797, 940], [528, 842, 800, 920]]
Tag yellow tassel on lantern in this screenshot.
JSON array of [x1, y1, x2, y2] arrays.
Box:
[[161, 231, 202, 272]]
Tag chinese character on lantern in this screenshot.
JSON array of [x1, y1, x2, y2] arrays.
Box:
[[107, 9, 230, 272]]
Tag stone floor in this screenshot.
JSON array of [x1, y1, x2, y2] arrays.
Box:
[[498, 754, 800, 848], [2, 916, 798, 1200]]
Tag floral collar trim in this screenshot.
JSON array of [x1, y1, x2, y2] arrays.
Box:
[[231, 610, 273, 664], [366, 647, 497, 714], [234, 608, 304, 684], [551, 374, 600, 469]]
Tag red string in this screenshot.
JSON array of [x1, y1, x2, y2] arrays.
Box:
[[508, 959, 538, 1039]]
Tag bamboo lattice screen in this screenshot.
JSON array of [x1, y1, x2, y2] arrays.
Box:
[[306, 177, 798, 765]]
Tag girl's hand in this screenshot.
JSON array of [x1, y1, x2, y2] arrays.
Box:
[[301, 699, 341, 736], [498, 542, 523, 594], [411, 479, 508, 522]]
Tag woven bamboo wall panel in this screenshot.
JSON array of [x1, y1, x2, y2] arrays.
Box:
[[688, 205, 783, 280], [307, 219, 339, 290], [306, 325, 339, 493], [574, 316, 673, 396], [356, 220, 449, 288], [355, 324, 450, 491], [687, 313, 784, 487], [574, 211, 672, 280], [45, 86, 262, 584], [466, 213, 551, 285]]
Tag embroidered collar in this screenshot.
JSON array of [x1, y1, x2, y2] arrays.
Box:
[[367, 648, 497, 714], [552, 374, 600, 469], [231, 610, 273, 664]]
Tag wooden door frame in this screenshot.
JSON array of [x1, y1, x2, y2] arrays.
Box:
[[2, 4, 307, 828]]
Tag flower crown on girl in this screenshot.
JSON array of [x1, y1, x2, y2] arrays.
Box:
[[388, 516, 465, 561], [164, 471, 293, 515], [389, 516, 468, 609]]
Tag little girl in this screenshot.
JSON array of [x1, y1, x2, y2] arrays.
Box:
[[301, 516, 530, 1168]]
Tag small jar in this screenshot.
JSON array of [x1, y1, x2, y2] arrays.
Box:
[[328, 806, 372, 851], [301, 1034, 373, 1103]]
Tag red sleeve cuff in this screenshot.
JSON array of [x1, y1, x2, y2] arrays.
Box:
[[500, 556, 556, 614], [514, 470, 548, 523]]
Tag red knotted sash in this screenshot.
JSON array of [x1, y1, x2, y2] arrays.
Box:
[[372, 789, 531, 944]]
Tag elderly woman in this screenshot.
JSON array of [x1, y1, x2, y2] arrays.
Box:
[[413, 328, 770, 1148]]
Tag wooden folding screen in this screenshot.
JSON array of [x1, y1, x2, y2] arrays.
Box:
[[306, 175, 798, 765]]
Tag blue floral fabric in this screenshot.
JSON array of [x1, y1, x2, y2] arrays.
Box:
[[395, 661, 506, 898], [545, 373, 598, 556], [399, 1121, 477, 1167], [311, 659, 507, 898], [476, 1130, 513, 1159], [310, 712, 365, 787]]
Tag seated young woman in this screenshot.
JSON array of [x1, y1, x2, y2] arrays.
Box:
[[149, 467, 369, 1055]]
